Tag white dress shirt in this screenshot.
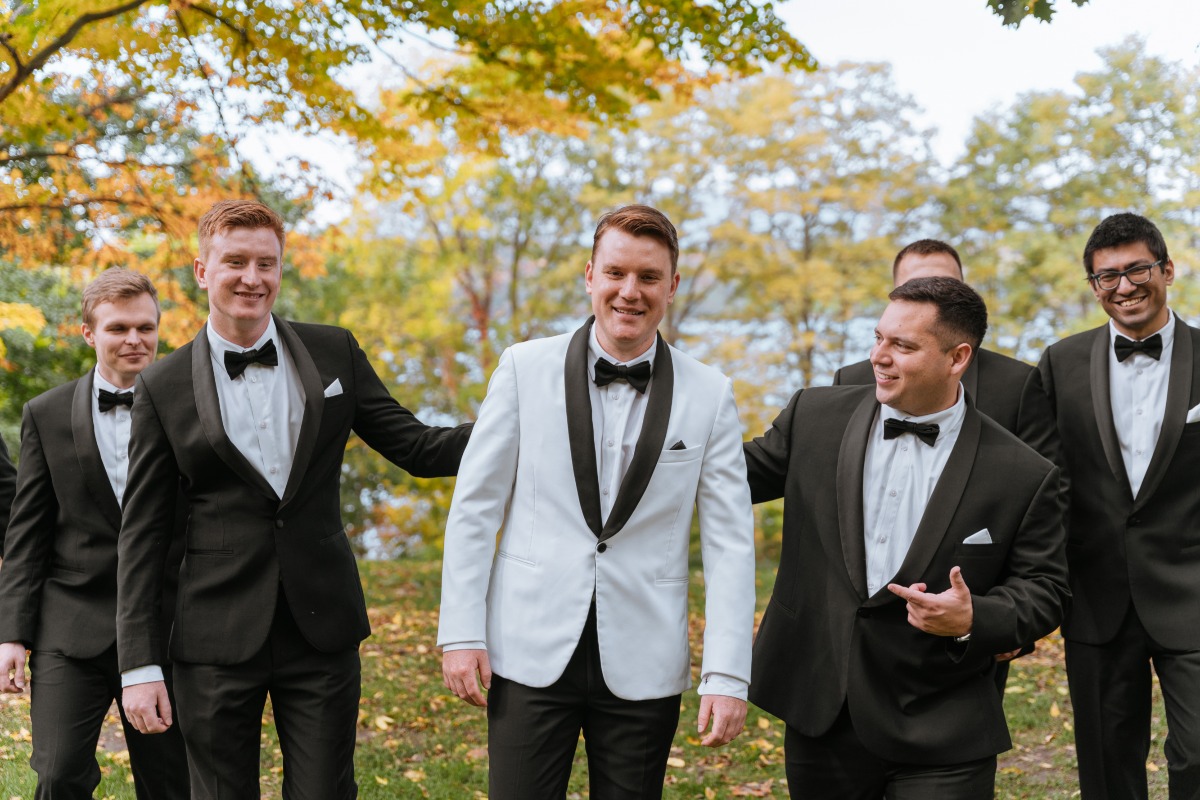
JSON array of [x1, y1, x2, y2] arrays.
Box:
[[91, 372, 135, 504], [862, 388, 967, 597], [1109, 312, 1174, 498], [588, 328, 655, 523], [123, 319, 305, 688], [206, 318, 305, 498]]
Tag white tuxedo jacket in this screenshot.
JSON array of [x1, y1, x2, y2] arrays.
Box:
[[438, 320, 756, 701]]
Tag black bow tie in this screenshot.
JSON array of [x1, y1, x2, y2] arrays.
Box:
[[1114, 333, 1163, 363], [883, 418, 940, 447], [593, 358, 652, 394], [97, 389, 134, 413], [224, 339, 279, 379]]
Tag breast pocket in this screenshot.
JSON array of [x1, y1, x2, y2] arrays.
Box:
[[658, 444, 703, 464]]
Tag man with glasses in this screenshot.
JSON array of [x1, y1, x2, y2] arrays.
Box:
[[1030, 212, 1200, 798]]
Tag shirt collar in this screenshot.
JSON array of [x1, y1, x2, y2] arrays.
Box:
[[880, 384, 967, 441], [1108, 309, 1175, 348], [93, 369, 133, 397], [587, 324, 656, 379], [207, 316, 278, 360]]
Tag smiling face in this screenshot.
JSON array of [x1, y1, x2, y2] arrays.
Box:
[[1089, 241, 1173, 340], [82, 293, 159, 389], [585, 229, 680, 362], [870, 299, 971, 417], [195, 226, 282, 347]]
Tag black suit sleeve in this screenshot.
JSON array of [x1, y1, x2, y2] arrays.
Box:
[[0, 408, 59, 644], [116, 378, 180, 672], [743, 389, 803, 504], [345, 330, 472, 477], [0, 432, 15, 555], [1017, 363, 1064, 470]]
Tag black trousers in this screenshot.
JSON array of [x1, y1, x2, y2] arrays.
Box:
[[1067, 604, 1200, 800], [172, 593, 361, 800], [487, 604, 681, 800], [783, 705, 996, 800], [28, 645, 189, 800]]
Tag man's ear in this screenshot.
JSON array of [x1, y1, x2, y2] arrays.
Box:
[[949, 343, 973, 377]]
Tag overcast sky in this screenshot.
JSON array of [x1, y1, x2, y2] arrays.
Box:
[[778, 0, 1200, 163]]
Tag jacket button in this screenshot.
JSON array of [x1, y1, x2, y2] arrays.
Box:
[[1129, 517, 1140, 526], [857, 608, 871, 618], [275, 519, 285, 529], [597, 542, 607, 553]]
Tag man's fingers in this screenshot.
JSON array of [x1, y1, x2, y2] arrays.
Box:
[[122, 682, 172, 734], [949, 565, 969, 592], [696, 695, 713, 734]]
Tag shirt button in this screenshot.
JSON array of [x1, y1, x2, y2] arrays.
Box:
[[879, 536, 888, 543], [889, 489, 897, 497], [259, 420, 268, 429], [251, 376, 259, 384], [602, 488, 609, 496], [269, 466, 278, 474], [117, 451, 126, 460], [1137, 409, 1143, 415], [902, 445, 908, 452], [607, 439, 614, 447]]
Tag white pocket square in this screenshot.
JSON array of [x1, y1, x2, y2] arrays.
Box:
[[963, 528, 993, 545], [324, 379, 343, 398], [1187, 403, 1200, 424]]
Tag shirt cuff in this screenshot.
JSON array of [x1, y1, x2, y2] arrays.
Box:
[[121, 664, 165, 688], [441, 641, 487, 653], [697, 672, 748, 700]]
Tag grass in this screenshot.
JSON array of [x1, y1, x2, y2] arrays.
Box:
[[0, 558, 1170, 799]]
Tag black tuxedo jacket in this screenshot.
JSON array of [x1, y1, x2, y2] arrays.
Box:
[[0, 433, 14, 553], [0, 371, 182, 656], [1033, 318, 1200, 649], [117, 317, 471, 671], [834, 348, 1060, 463], [745, 385, 1069, 764]]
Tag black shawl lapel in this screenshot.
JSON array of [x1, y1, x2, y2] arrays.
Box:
[[275, 316, 323, 511], [866, 404, 982, 607], [192, 324, 277, 499], [1089, 327, 1133, 498], [600, 332, 674, 543], [835, 392, 876, 601], [1134, 316, 1193, 510], [565, 318, 602, 537], [71, 370, 122, 528]]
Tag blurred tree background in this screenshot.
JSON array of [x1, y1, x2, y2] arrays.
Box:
[[8, 1, 1196, 561]]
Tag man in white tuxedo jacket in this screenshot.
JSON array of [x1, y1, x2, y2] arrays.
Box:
[[438, 204, 756, 799]]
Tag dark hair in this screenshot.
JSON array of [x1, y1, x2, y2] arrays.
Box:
[[892, 239, 963, 281], [591, 204, 679, 273], [1082, 213, 1168, 275], [82, 269, 159, 326], [198, 200, 286, 258], [889, 276, 987, 352]]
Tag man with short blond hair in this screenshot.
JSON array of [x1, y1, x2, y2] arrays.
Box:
[[0, 268, 189, 799], [117, 199, 471, 800]]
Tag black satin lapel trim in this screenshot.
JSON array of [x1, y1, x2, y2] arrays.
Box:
[[835, 392, 875, 601], [870, 406, 982, 607], [962, 354, 980, 400], [1089, 328, 1131, 497], [72, 371, 122, 528], [275, 316, 324, 511], [1135, 317, 1192, 510], [192, 325, 277, 499], [565, 318, 602, 537], [601, 333, 674, 542]]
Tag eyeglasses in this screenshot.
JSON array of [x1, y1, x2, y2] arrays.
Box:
[[1087, 259, 1167, 291]]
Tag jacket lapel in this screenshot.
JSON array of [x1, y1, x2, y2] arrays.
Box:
[[565, 319, 603, 537], [600, 333, 673, 542], [191, 324, 277, 499], [275, 316, 323, 511], [71, 370, 122, 529], [866, 404, 982, 607], [835, 392, 875, 601], [1089, 326, 1133, 498], [1134, 316, 1193, 510]]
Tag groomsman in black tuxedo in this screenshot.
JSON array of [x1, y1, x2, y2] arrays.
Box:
[[746, 277, 1069, 798], [117, 200, 471, 800], [1031, 213, 1200, 799], [0, 269, 189, 799], [834, 239, 1060, 692]]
